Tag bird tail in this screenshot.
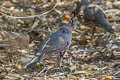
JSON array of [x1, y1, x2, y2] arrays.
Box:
[[25, 37, 50, 69], [24, 52, 45, 69], [98, 18, 115, 34]]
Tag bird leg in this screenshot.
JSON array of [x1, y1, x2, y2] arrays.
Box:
[[57, 52, 68, 77], [105, 32, 112, 40], [110, 52, 115, 60], [57, 52, 64, 72], [57, 52, 66, 72], [91, 26, 96, 40]]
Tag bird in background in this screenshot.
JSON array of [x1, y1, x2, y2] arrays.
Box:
[[24, 13, 73, 69], [72, 0, 115, 34]]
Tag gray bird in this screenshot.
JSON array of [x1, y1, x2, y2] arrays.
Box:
[[74, 0, 115, 33], [25, 14, 73, 69]]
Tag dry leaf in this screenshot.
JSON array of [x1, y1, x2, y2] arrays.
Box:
[[9, 73, 21, 79], [81, 25, 87, 30], [16, 64, 22, 69], [99, 76, 115, 80], [72, 30, 77, 34]]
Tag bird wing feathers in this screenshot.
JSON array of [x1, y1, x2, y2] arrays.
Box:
[[42, 32, 69, 54]]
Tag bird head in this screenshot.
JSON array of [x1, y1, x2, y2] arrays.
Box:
[[76, 0, 90, 10], [71, 0, 90, 17]]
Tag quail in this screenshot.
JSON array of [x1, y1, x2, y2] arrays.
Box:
[[25, 13, 73, 69], [73, 0, 115, 34]]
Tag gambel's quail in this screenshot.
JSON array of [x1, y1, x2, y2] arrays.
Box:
[[25, 13, 73, 69], [73, 0, 115, 33]]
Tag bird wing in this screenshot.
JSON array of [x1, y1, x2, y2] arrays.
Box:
[[94, 5, 106, 19], [41, 31, 69, 54], [36, 37, 50, 55]]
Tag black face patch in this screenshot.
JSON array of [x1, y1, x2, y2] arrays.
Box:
[[59, 28, 70, 34]]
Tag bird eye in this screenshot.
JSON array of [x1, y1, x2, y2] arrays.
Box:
[[62, 30, 66, 33], [88, 7, 91, 9]]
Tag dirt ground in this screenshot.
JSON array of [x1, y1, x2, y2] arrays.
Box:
[[0, 0, 120, 80]]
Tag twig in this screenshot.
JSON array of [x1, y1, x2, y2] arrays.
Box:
[[36, 67, 46, 77], [19, 28, 52, 33], [0, 3, 57, 19]]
